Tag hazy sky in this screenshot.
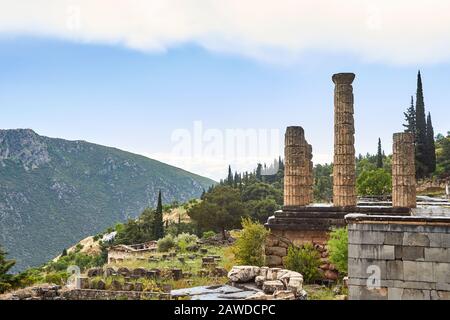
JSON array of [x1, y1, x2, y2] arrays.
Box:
[[1, 1, 450, 180]]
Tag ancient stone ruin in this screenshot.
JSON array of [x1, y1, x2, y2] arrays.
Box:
[[333, 73, 357, 207], [284, 126, 314, 207], [265, 72, 414, 282], [392, 132, 417, 208]]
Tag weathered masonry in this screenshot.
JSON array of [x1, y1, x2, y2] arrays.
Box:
[[284, 126, 314, 207], [265, 73, 412, 278], [333, 73, 357, 207], [392, 132, 416, 208], [346, 214, 450, 300]]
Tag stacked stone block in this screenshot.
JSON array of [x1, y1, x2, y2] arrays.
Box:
[[332, 73, 357, 207], [284, 126, 313, 207], [346, 214, 450, 300], [392, 132, 416, 208]]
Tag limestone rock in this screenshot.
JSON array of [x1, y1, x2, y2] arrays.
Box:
[[255, 276, 266, 288], [117, 267, 131, 277], [110, 280, 122, 291], [122, 282, 134, 291], [287, 276, 304, 294], [245, 292, 271, 300], [212, 267, 228, 277], [262, 280, 285, 294], [105, 267, 116, 277], [228, 266, 260, 283], [87, 268, 103, 278], [265, 255, 282, 267], [132, 268, 148, 278], [96, 280, 106, 290], [78, 277, 90, 289], [273, 290, 296, 300], [134, 282, 143, 292], [266, 246, 287, 256]]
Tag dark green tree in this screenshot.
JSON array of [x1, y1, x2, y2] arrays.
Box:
[[403, 96, 416, 136], [376, 138, 383, 168], [0, 245, 16, 293], [153, 190, 165, 240], [200, 188, 206, 200], [187, 185, 247, 238], [233, 172, 240, 188], [435, 133, 450, 178], [278, 156, 285, 171], [415, 71, 429, 178], [227, 165, 233, 186], [314, 164, 333, 202], [426, 112, 436, 174], [256, 163, 263, 181]]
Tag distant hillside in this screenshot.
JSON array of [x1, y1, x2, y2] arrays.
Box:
[[0, 129, 215, 271]]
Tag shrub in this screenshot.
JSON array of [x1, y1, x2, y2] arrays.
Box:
[[175, 233, 198, 246], [202, 231, 216, 239], [356, 168, 392, 196], [327, 227, 348, 275], [232, 218, 269, 267], [44, 272, 68, 285], [284, 243, 321, 284], [157, 235, 176, 252], [174, 233, 198, 253]]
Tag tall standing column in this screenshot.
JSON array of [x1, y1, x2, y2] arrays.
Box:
[[392, 132, 416, 208], [333, 73, 357, 207], [284, 126, 314, 207]]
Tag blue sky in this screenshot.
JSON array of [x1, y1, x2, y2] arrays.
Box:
[[1, 1, 450, 180]]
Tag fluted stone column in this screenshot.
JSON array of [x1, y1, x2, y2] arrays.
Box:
[[332, 73, 357, 207], [392, 132, 416, 208], [284, 126, 314, 207]]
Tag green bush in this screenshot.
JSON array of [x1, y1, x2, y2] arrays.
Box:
[[284, 243, 321, 284], [175, 233, 198, 246], [327, 227, 348, 275], [356, 168, 392, 196], [174, 233, 198, 253], [232, 218, 269, 267], [202, 231, 216, 239], [44, 272, 68, 285], [157, 235, 176, 252]]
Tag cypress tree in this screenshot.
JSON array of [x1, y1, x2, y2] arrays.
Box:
[[403, 96, 416, 136], [233, 172, 239, 188], [415, 71, 428, 178], [256, 163, 262, 181], [426, 112, 437, 174], [153, 190, 165, 240], [376, 138, 383, 168], [227, 165, 233, 186]]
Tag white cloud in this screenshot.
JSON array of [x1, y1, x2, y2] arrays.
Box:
[[1, 0, 450, 64]]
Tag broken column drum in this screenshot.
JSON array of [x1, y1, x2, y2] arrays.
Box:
[[332, 73, 357, 207], [284, 126, 314, 207], [392, 132, 416, 208]]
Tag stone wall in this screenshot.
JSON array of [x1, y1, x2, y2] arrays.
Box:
[[63, 289, 169, 300], [346, 214, 450, 300], [265, 229, 339, 281]]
